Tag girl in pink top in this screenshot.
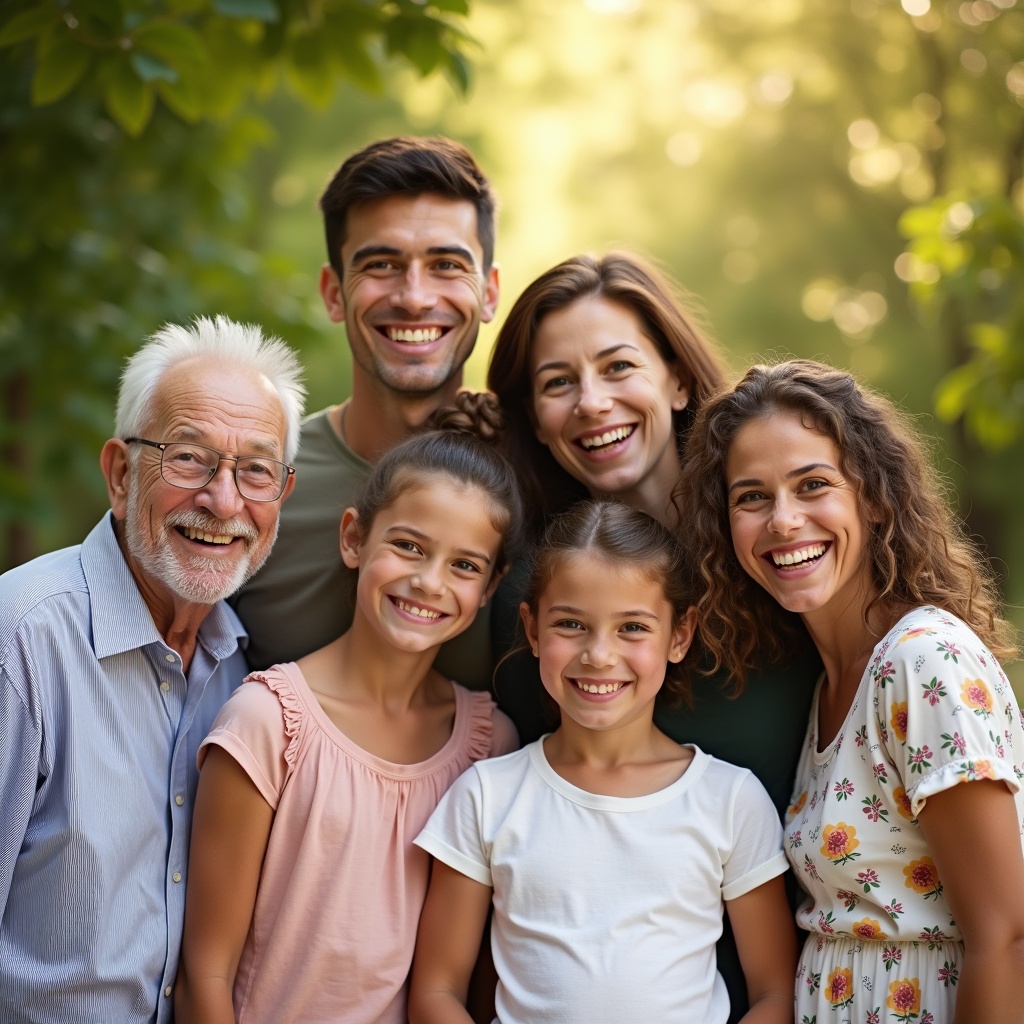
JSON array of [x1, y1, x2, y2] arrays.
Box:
[[175, 400, 522, 1024]]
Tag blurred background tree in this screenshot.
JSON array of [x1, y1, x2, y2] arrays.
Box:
[[3, 0, 1023, 665]]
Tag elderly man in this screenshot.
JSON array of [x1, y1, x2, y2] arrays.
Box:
[[234, 136, 500, 687], [0, 316, 304, 1024]]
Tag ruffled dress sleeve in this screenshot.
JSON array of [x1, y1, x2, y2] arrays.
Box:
[[873, 607, 1024, 816], [457, 686, 519, 764], [198, 663, 306, 809]]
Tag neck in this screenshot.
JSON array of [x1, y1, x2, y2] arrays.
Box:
[[606, 451, 683, 530], [336, 370, 463, 462], [546, 713, 663, 771]]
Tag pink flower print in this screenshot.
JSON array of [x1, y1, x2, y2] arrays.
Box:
[[941, 731, 966, 757], [803, 854, 822, 883], [961, 677, 994, 718], [857, 868, 881, 893], [890, 701, 909, 742], [837, 888, 861, 911], [866, 1010, 881, 1024], [908, 744, 933, 774], [834, 777, 855, 801], [854, 725, 868, 746], [818, 910, 836, 934], [937, 640, 961, 663], [882, 944, 903, 971], [872, 762, 889, 784], [789, 830, 803, 849], [861, 795, 888, 822], [920, 676, 946, 705], [883, 899, 905, 920], [919, 925, 950, 948], [920, 1013, 935, 1024], [873, 660, 895, 687], [990, 730, 1005, 759], [937, 961, 959, 987]]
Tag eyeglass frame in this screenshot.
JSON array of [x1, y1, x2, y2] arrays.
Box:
[[124, 437, 295, 502]]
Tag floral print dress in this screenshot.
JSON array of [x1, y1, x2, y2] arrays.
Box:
[[786, 606, 1024, 1024]]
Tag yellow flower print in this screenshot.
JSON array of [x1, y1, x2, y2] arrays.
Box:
[[892, 786, 915, 821], [961, 677, 994, 717], [904, 856, 943, 899], [820, 822, 860, 865], [786, 791, 807, 821], [898, 626, 934, 643], [885, 977, 922, 1021], [851, 917, 886, 940], [890, 701, 908, 742], [825, 966, 855, 1008]]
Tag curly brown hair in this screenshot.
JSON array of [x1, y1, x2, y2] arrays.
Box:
[[487, 251, 727, 528], [680, 359, 1017, 686]]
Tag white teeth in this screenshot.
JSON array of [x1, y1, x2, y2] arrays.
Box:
[[576, 680, 624, 694], [386, 327, 443, 344], [579, 425, 634, 450], [395, 599, 442, 620], [183, 527, 233, 545], [772, 543, 827, 567]]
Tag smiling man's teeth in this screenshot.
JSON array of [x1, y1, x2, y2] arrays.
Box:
[[386, 327, 443, 344], [579, 425, 634, 450], [575, 680, 624, 694], [395, 598, 442, 620], [772, 543, 827, 567], [182, 527, 234, 545]]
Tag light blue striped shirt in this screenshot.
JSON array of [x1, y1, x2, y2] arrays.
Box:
[[0, 514, 248, 1024]]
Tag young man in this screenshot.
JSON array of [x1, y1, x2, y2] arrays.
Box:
[[234, 137, 501, 688]]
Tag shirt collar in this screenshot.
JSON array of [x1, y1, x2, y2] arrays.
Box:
[[82, 512, 248, 662]]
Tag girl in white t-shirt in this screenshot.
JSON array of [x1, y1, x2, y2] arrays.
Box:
[[175, 399, 522, 1024], [410, 499, 797, 1024]]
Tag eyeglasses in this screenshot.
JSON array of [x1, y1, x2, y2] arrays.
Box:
[[125, 438, 294, 502]]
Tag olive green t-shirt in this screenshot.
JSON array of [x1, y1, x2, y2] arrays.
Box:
[[233, 409, 494, 689]]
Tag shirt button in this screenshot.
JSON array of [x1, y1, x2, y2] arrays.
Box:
[[160, 681, 170, 692], [164, 986, 172, 998], [175, 794, 184, 806], [165, 654, 175, 663], [172, 871, 182, 883]]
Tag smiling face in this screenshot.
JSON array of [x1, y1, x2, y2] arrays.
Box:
[[320, 193, 499, 399], [520, 552, 692, 737], [529, 296, 689, 513], [726, 411, 876, 629], [341, 475, 503, 654], [110, 358, 293, 612]]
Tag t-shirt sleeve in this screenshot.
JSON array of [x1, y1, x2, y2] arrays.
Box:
[[414, 764, 493, 887], [198, 670, 295, 809], [874, 611, 1022, 816], [721, 770, 788, 902]]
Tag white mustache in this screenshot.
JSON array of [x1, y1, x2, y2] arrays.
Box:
[[165, 511, 259, 543]]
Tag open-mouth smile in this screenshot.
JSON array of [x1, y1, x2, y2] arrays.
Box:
[[177, 526, 239, 547], [766, 542, 829, 570], [576, 425, 635, 452], [390, 596, 446, 621]]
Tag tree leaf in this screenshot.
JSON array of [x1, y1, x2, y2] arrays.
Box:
[[213, 0, 281, 22], [31, 32, 91, 105], [429, 0, 471, 13], [130, 52, 178, 83], [104, 61, 156, 135], [155, 75, 206, 122], [135, 22, 208, 71], [0, 6, 58, 48]]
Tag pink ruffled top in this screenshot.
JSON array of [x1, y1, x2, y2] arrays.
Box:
[[198, 662, 517, 1024]]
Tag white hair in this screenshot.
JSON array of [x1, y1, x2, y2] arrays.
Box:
[[115, 316, 306, 463]]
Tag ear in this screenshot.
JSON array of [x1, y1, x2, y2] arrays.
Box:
[[100, 439, 131, 521], [479, 564, 507, 609], [668, 606, 698, 664], [480, 263, 500, 324], [339, 507, 362, 568], [669, 366, 690, 413], [280, 470, 296, 504], [319, 263, 346, 324], [519, 601, 540, 657]]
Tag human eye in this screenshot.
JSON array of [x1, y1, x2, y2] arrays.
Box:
[[237, 457, 283, 492], [553, 618, 584, 631], [539, 374, 573, 393], [800, 478, 829, 494], [606, 359, 635, 374], [392, 539, 422, 555], [433, 258, 467, 273], [731, 489, 767, 507], [620, 621, 652, 635], [452, 558, 483, 574]]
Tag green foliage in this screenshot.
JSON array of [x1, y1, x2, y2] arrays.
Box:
[[0, 0, 476, 568], [901, 194, 1024, 450]]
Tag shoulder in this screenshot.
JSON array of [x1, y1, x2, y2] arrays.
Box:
[[452, 683, 520, 758], [0, 545, 88, 653]]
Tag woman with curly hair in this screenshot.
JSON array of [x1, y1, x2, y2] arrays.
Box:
[[487, 253, 822, 1022], [681, 357, 1024, 1023]]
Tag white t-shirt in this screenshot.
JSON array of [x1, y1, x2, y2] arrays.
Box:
[[415, 740, 787, 1024]]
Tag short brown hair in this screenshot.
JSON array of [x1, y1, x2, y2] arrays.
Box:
[[681, 358, 1017, 686], [319, 136, 497, 276], [487, 251, 727, 526]]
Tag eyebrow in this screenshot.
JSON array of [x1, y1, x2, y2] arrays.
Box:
[[534, 343, 641, 377], [385, 525, 492, 565], [727, 462, 837, 494], [169, 426, 282, 458], [546, 604, 659, 620], [349, 244, 478, 269]]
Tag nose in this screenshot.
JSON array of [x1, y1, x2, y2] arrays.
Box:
[[573, 374, 613, 418], [412, 558, 446, 597], [767, 492, 804, 536], [195, 462, 245, 520], [580, 632, 616, 669], [392, 264, 438, 315]]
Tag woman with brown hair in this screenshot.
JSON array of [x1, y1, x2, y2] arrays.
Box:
[[486, 253, 821, 1023], [682, 358, 1024, 1023]]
